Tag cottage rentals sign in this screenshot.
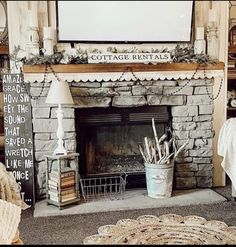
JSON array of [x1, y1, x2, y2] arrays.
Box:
[[88, 53, 171, 64]]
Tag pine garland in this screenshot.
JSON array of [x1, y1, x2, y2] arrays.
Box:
[[22, 51, 65, 65], [171, 45, 218, 64], [11, 44, 218, 66]]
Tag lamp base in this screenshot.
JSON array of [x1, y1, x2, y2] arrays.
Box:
[[53, 146, 67, 156], [53, 104, 67, 156]]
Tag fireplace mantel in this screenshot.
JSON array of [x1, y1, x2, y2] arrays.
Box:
[[28, 62, 224, 195], [23, 62, 224, 83]]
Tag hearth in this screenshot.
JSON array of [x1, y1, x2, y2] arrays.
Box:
[[76, 106, 170, 187]]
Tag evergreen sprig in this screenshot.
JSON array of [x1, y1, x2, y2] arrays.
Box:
[[23, 51, 65, 65], [171, 45, 218, 64], [14, 44, 219, 66]]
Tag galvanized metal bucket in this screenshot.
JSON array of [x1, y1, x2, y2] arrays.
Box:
[[145, 161, 174, 199]]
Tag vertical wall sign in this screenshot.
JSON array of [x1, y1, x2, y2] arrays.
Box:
[[2, 73, 35, 206]]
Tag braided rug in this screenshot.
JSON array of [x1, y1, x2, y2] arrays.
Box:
[[83, 214, 236, 245]]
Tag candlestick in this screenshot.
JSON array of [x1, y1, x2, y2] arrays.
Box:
[[208, 9, 217, 23], [43, 40, 54, 55], [43, 26, 54, 55], [194, 27, 206, 55], [196, 27, 204, 40], [28, 9, 38, 28], [207, 22, 219, 59], [26, 9, 39, 58], [43, 27, 53, 40]]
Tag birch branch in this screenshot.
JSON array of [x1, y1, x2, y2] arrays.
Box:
[[151, 145, 157, 164], [168, 138, 174, 147], [173, 137, 177, 154], [174, 140, 189, 158], [164, 141, 170, 157], [159, 134, 167, 143], [139, 145, 147, 163], [163, 152, 175, 163], [139, 119, 189, 165], [144, 137, 151, 162], [151, 118, 162, 159], [161, 145, 165, 159], [157, 155, 167, 165]]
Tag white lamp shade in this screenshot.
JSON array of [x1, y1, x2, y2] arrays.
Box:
[[45, 81, 74, 105]]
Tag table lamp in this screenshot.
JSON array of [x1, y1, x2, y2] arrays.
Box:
[[45, 80, 74, 155]]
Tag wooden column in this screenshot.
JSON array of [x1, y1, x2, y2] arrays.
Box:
[[7, 1, 28, 72], [212, 1, 229, 187]]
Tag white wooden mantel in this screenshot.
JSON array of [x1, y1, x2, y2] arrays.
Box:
[[23, 63, 224, 82]]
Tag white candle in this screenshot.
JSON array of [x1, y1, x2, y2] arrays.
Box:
[[196, 27, 204, 40], [208, 9, 217, 22], [43, 39, 54, 55], [28, 9, 38, 28], [43, 26, 53, 40]]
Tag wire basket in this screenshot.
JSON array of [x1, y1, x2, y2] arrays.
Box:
[[79, 173, 127, 202]]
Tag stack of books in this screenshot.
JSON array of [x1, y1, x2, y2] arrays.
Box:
[[48, 168, 77, 203]]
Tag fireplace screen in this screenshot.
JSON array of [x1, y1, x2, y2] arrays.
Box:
[[76, 106, 170, 176]]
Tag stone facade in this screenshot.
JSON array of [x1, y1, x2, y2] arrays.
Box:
[[31, 78, 214, 197]]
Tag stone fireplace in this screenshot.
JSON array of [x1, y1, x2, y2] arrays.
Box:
[[24, 63, 224, 198], [76, 106, 169, 174], [76, 106, 170, 188]]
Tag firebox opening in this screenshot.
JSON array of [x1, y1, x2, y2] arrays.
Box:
[[75, 106, 171, 188]]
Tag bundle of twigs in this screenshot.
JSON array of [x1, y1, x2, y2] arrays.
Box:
[[139, 118, 189, 165]]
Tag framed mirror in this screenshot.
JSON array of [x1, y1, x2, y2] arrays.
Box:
[[0, 1, 8, 44]]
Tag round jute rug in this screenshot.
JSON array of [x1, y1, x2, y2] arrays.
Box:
[[83, 214, 236, 245]]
